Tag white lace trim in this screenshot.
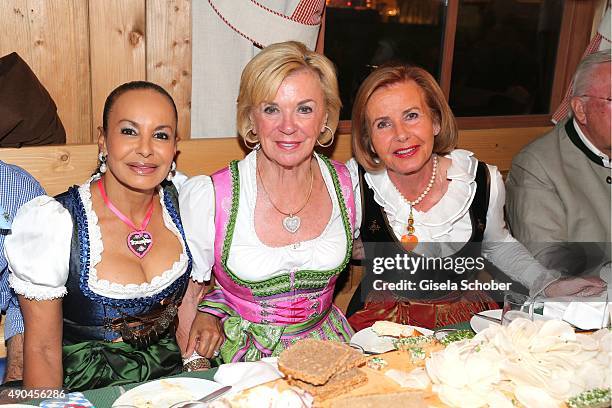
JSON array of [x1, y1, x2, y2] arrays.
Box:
[[79, 176, 189, 299], [9, 274, 67, 300], [364, 149, 478, 238]]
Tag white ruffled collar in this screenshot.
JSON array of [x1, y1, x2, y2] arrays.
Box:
[[78, 175, 189, 299], [364, 149, 478, 238]]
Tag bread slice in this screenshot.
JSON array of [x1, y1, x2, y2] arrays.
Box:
[[338, 344, 368, 371], [291, 367, 368, 401], [278, 339, 352, 385], [330, 391, 427, 408]]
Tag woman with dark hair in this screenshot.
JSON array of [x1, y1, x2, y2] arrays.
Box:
[[5, 81, 198, 390], [346, 64, 606, 330]]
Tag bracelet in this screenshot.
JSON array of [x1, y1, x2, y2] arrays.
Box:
[[182, 357, 211, 372]]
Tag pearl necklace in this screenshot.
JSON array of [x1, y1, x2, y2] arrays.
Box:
[[396, 154, 438, 250]]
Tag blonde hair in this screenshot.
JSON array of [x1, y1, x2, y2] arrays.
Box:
[[236, 41, 341, 145], [352, 65, 458, 172]]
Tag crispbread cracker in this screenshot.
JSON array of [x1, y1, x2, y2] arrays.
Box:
[[330, 391, 427, 408], [291, 367, 368, 402], [278, 339, 351, 385], [338, 344, 368, 370]]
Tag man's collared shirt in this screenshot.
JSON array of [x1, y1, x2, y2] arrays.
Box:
[[573, 118, 612, 168], [0, 160, 45, 341]]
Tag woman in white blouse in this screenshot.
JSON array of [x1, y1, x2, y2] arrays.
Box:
[[345, 64, 606, 331], [179, 41, 357, 363], [5, 82, 196, 390]]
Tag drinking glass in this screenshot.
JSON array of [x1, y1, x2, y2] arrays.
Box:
[[601, 291, 610, 329], [501, 292, 533, 326]]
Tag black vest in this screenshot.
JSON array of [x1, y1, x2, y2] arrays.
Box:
[[347, 162, 502, 317]]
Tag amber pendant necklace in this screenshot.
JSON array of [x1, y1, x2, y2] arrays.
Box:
[[399, 155, 438, 250]]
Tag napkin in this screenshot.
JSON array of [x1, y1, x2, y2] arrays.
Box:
[[40, 392, 94, 408], [0, 205, 11, 229], [543, 301, 610, 330], [213, 357, 283, 394]]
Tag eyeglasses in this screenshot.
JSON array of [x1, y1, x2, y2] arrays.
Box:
[[580, 94, 612, 102]]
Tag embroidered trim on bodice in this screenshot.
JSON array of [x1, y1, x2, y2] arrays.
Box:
[[220, 155, 353, 297]]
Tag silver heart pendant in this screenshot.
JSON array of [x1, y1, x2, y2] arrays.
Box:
[[282, 215, 301, 234], [127, 230, 153, 258]]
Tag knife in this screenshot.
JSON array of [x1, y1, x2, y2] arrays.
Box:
[[199, 385, 232, 403], [178, 385, 232, 407], [474, 313, 501, 324]]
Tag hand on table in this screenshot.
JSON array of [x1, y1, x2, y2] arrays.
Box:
[[544, 276, 607, 298]]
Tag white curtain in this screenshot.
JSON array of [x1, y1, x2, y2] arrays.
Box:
[[191, 0, 325, 138]]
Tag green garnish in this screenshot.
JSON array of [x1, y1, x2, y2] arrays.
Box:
[[439, 330, 475, 346], [567, 388, 611, 408], [392, 335, 435, 351], [409, 347, 426, 360], [367, 356, 388, 370]]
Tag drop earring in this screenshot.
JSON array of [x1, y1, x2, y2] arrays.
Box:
[[166, 161, 176, 181], [98, 152, 107, 174]]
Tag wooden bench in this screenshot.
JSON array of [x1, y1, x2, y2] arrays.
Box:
[[0, 128, 549, 196], [0, 127, 550, 312]]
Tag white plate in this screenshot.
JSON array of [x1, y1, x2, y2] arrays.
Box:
[[470, 309, 503, 333], [350, 325, 434, 354], [470, 309, 550, 333], [112, 378, 223, 408]]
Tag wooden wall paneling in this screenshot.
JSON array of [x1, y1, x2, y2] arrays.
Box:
[[0, 0, 91, 144], [439, 0, 459, 99], [457, 126, 551, 174], [146, 0, 192, 140], [89, 0, 146, 138], [0, 143, 99, 196], [549, 0, 597, 112]]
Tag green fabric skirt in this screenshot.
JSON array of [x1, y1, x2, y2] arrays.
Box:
[[63, 332, 182, 391]]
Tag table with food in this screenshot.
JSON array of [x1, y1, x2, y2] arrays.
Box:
[[72, 316, 605, 408]]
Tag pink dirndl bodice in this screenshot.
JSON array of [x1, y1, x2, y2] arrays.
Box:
[[199, 155, 356, 362]]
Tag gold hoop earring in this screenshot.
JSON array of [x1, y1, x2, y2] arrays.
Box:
[[244, 128, 258, 143], [317, 126, 335, 148], [243, 128, 260, 150]]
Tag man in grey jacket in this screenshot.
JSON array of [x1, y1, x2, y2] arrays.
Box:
[[506, 50, 610, 286]]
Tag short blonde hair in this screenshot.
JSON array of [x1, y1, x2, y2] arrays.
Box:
[[352, 65, 458, 172], [237, 41, 341, 145]]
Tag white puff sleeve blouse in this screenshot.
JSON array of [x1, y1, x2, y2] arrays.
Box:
[[4, 195, 72, 300]]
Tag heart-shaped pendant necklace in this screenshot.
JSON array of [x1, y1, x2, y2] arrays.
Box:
[[257, 157, 314, 234], [282, 215, 301, 234], [97, 178, 155, 258]]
